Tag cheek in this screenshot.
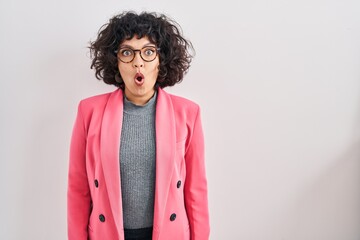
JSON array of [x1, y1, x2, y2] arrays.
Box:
[[153, 65, 160, 75], [118, 64, 129, 75], [153, 60, 160, 71]]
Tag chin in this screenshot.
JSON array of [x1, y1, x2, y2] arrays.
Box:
[[131, 87, 152, 95]]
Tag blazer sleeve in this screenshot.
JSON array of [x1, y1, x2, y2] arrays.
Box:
[[67, 100, 91, 239], [184, 105, 210, 240]]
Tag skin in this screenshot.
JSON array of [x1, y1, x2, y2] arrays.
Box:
[[117, 35, 160, 106]]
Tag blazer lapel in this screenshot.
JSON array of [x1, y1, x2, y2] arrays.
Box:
[[153, 87, 176, 231], [100, 87, 176, 236], [100, 88, 124, 235]]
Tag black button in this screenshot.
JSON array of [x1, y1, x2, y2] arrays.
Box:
[[94, 179, 99, 188], [177, 180, 181, 188], [170, 213, 176, 221], [99, 214, 105, 222]]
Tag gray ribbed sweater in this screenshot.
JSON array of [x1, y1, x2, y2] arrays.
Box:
[[119, 90, 157, 229]]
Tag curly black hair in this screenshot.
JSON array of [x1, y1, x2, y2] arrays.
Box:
[[88, 11, 195, 89]]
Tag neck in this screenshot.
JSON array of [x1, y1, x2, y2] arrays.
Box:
[[124, 89, 156, 106]]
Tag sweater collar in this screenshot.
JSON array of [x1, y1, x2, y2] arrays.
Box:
[[123, 90, 157, 115]]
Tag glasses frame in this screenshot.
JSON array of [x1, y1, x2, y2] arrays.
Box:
[[114, 46, 161, 63]]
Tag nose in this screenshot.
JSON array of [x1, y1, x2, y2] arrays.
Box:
[[132, 51, 144, 68]]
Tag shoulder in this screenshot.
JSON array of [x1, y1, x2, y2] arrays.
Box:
[[162, 89, 201, 117], [76, 90, 114, 115], [168, 91, 199, 109], [79, 91, 112, 106]]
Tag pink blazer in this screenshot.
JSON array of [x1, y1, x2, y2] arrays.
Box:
[[67, 87, 210, 240]]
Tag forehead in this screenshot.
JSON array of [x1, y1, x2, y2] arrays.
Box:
[[119, 35, 155, 48]]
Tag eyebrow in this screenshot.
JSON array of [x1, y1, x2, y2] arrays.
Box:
[[119, 42, 156, 48]]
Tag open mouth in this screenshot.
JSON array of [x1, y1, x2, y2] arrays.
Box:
[[134, 72, 145, 85]]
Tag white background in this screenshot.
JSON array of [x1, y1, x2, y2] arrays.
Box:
[[1, 0, 360, 239]]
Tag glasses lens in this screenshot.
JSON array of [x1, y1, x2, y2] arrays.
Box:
[[141, 47, 157, 62], [118, 48, 134, 62], [117, 47, 158, 62]]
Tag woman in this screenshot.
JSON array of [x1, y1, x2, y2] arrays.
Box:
[[67, 11, 210, 240]]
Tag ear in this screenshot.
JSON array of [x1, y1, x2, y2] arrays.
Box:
[[115, 72, 123, 83]]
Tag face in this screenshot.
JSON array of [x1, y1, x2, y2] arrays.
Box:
[[117, 35, 160, 105]]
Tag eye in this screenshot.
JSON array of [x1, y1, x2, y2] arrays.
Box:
[[143, 48, 155, 56], [120, 49, 133, 57]]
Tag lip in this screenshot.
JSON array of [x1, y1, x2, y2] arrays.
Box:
[[134, 72, 145, 80], [134, 72, 145, 86]]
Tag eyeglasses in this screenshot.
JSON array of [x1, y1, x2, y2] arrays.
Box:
[[114, 46, 160, 63]]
